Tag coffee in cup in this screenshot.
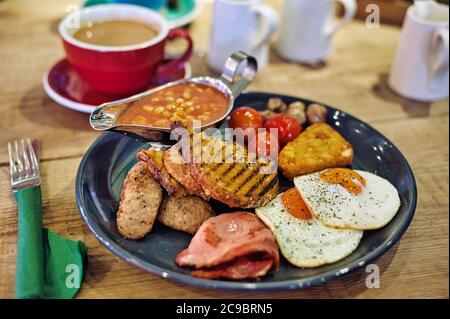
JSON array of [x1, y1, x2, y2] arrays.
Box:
[[59, 4, 193, 95], [73, 20, 160, 47]]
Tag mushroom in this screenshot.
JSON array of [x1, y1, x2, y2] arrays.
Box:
[[287, 101, 306, 125], [306, 103, 327, 124], [267, 98, 287, 113]]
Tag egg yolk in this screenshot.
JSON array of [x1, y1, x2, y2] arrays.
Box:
[[319, 168, 366, 195], [281, 188, 313, 220]]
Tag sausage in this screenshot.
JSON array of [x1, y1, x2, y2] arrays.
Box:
[[158, 195, 214, 235], [116, 162, 163, 239]]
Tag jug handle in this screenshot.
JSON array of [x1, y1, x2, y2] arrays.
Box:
[[252, 3, 279, 48], [429, 28, 449, 92], [325, 0, 357, 37], [219, 51, 258, 98]]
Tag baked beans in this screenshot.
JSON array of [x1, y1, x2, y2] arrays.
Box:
[[117, 83, 229, 128]]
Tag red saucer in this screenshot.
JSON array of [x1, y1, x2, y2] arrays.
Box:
[[43, 58, 191, 113]]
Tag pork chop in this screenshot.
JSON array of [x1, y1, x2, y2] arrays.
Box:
[[187, 132, 279, 208]]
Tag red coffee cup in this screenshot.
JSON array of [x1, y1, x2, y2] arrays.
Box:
[[59, 4, 193, 95]]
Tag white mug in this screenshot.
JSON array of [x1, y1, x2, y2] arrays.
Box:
[[275, 0, 356, 63], [388, 1, 449, 101], [206, 0, 278, 72]]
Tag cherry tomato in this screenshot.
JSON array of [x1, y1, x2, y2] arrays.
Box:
[[248, 130, 279, 159], [229, 107, 264, 144], [264, 114, 302, 146], [229, 106, 263, 132]]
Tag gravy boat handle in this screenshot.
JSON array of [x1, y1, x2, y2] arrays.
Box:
[[219, 51, 258, 98]]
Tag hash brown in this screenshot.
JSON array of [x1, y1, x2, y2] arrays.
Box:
[[279, 123, 353, 179]]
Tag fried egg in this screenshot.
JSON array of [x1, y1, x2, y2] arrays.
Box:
[[255, 189, 363, 268], [294, 168, 401, 230]]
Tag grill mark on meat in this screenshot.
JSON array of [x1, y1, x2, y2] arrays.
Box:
[[228, 164, 250, 184], [221, 162, 238, 181], [250, 172, 278, 196], [235, 164, 265, 196], [182, 131, 278, 208], [230, 163, 262, 194], [224, 163, 253, 193], [222, 163, 247, 186], [214, 162, 234, 178], [256, 175, 279, 197], [251, 174, 271, 194]]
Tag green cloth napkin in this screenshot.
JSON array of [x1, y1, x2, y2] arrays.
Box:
[[15, 186, 88, 299]]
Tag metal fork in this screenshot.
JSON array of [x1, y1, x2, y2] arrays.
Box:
[[8, 139, 41, 192], [9, 139, 44, 298]]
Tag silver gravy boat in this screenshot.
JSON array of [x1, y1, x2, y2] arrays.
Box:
[[89, 51, 257, 144]]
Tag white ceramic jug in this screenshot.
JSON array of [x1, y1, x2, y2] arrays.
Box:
[[389, 1, 449, 101], [207, 0, 278, 72], [275, 0, 357, 63]]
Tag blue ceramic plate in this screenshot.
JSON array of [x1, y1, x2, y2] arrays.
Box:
[[76, 92, 417, 290]]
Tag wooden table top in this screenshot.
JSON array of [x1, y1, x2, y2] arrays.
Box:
[[0, 0, 448, 299]]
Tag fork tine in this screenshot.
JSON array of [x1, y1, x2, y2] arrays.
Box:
[[27, 139, 40, 176], [14, 140, 24, 178], [7, 142, 18, 182], [8, 139, 40, 191], [21, 139, 32, 178]]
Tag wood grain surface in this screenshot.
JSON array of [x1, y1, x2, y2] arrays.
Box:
[[0, 0, 448, 299]]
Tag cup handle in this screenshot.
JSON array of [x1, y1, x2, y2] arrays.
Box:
[[251, 4, 278, 48], [428, 28, 449, 92], [156, 28, 193, 77], [325, 0, 357, 37]]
